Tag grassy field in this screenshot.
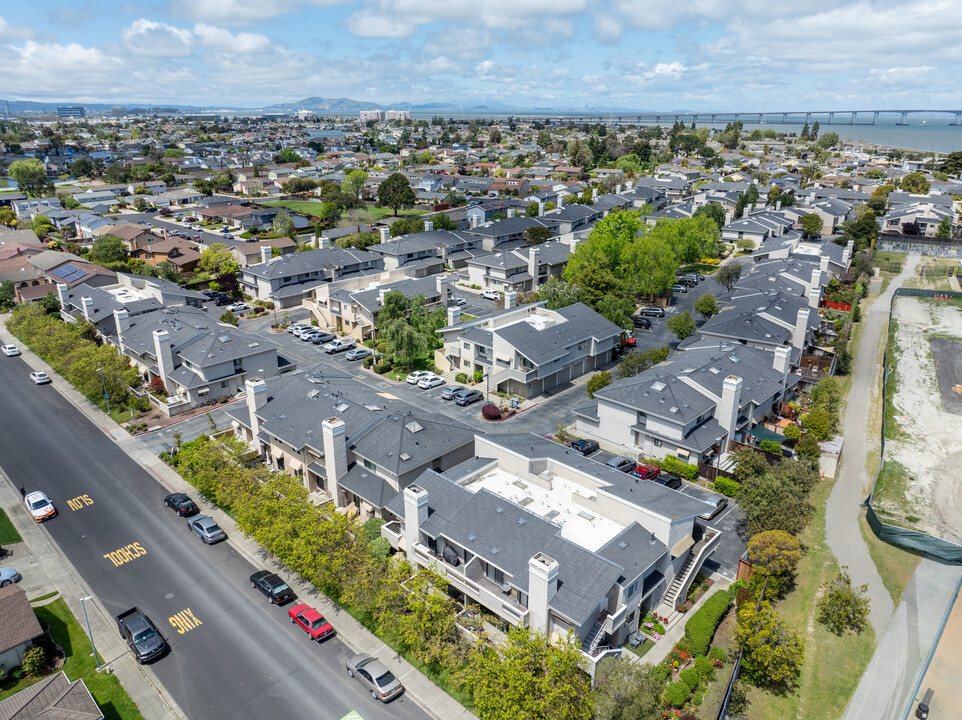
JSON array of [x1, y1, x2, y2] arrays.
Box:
[[858, 512, 922, 605], [746, 478, 877, 720], [0, 507, 22, 545], [0, 599, 143, 720]]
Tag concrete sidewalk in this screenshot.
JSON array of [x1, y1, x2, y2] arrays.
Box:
[[0, 322, 478, 720]]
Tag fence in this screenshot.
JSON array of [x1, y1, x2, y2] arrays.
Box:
[[715, 577, 769, 720], [865, 288, 962, 563], [919, 264, 958, 277], [820, 299, 853, 312]]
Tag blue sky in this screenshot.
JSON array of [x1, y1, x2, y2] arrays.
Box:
[[0, 1, 958, 110]]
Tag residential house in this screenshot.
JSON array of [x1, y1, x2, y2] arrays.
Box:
[[0, 585, 44, 673], [12, 197, 61, 221], [0, 671, 103, 720], [437, 301, 621, 399], [94, 223, 159, 251], [365, 229, 446, 275], [466, 215, 560, 252], [228, 368, 476, 506], [721, 210, 794, 248], [158, 188, 205, 206], [130, 237, 201, 272], [574, 344, 798, 471], [381, 433, 717, 674], [464, 240, 571, 294]]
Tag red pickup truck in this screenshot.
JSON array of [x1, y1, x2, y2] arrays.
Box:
[[288, 603, 335, 641]]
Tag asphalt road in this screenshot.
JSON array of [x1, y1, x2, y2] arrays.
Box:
[[0, 353, 429, 720]]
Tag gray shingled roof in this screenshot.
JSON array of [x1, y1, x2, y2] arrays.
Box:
[[493, 303, 621, 366]]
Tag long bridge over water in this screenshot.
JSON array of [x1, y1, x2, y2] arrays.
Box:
[[537, 110, 962, 126]]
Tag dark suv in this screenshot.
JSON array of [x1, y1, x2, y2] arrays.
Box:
[[570, 439, 600, 456], [250, 570, 296, 605], [639, 307, 666, 318], [651, 472, 683, 490]]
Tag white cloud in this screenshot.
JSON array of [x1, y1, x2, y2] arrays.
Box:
[[0, 14, 36, 39], [192, 23, 271, 53], [121, 18, 193, 57], [168, 0, 346, 26], [346, 10, 416, 38]]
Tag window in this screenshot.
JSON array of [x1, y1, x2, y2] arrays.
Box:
[[362, 459, 375, 472], [626, 579, 639, 598], [276, 456, 285, 471], [463, 343, 471, 350], [221, 381, 229, 389], [654, 439, 662, 447], [233, 358, 243, 372]]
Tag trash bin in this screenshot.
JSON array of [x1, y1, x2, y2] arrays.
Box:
[[510, 397, 520, 409], [916, 702, 929, 719]]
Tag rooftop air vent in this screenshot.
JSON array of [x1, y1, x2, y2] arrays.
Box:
[[400, 452, 411, 461]]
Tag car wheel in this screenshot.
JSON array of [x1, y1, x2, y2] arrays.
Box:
[[1, 580, 10, 587], [347, 668, 354, 678], [371, 690, 378, 701]]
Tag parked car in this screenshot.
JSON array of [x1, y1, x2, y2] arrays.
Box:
[[214, 295, 232, 306], [346, 653, 404, 702], [250, 570, 296, 605], [225, 302, 249, 313], [605, 456, 636, 473], [164, 492, 199, 517], [670, 284, 688, 294], [200, 290, 220, 301], [29, 371, 51, 384], [187, 515, 227, 544], [310, 332, 336, 345], [323, 338, 356, 354], [651, 472, 682, 490], [24, 491, 56, 523], [629, 464, 659, 481], [221, 233, 234, 240], [345, 347, 371, 361], [638, 307, 666, 317], [287, 323, 309, 334], [300, 331, 322, 342], [293, 326, 316, 338], [117, 607, 168, 664], [451, 296, 467, 306], [288, 603, 335, 642], [405, 370, 432, 384], [440, 385, 465, 400], [480, 289, 500, 300], [1, 344, 20, 357], [570, 439, 600, 456], [0, 567, 22, 586], [417, 374, 444, 389], [454, 389, 484, 406], [633, 317, 652, 330], [698, 493, 729, 521]]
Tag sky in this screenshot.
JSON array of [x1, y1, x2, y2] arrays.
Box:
[[0, 0, 959, 110]]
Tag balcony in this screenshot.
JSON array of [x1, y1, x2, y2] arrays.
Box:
[[381, 520, 404, 551], [411, 544, 528, 627]]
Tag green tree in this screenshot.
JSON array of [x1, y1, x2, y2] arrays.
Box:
[[839, 209, 879, 253], [0, 208, 15, 226], [199, 243, 239, 275], [377, 173, 416, 216], [342, 170, 368, 199], [747, 530, 802, 595], [274, 148, 300, 164], [537, 278, 583, 310], [32, 214, 55, 238], [219, 311, 239, 326], [735, 601, 805, 688], [8, 159, 52, 197], [715, 263, 743, 291], [595, 294, 635, 329], [593, 657, 663, 720], [88, 234, 128, 266], [817, 132, 840, 149], [563, 210, 641, 306], [164, 147, 186, 158], [646, 215, 719, 264], [900, 171, 930, 195], [617, 346, 669, 378], [935, 215, 953, 239], [801, 407, 833, 441], [70, 157, 95, 178], [0, 280, 15, 311], [817, 567, 870, 635], [586, 371, 612, 399], [458, 625, 592, 720], [525, 226, 552, 244], [694, 293, 719, 319], [383, 318, 429, 368], [282, 177, 318, 194], [800, 213, 824, 237], [693, 201, 727, 229], [667, 311, 696, 340]]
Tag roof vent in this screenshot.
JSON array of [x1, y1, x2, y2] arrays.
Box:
[[618, 541, 628, 549], [400, 452, 411, 461], [335, 402, 349, 413], [518, 518, 526, 525], [491, 547, 499, 555], [468, 534, 476, 541], [307, 389, 319, 399], [496, 507, 504, 514]]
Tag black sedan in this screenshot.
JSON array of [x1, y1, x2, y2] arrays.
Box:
[[164, 493, 200, 517], [570, 439, 600, 456], [250, 570, 296, 605]]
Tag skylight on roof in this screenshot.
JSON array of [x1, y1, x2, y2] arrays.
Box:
[[335, 402, 349, 413], [651, 381, 666, 391], [400, 452, 411, 461], [405, 420, 423, 434]]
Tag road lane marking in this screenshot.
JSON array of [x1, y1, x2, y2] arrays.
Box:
[[66, 494, 94, 511], [169, 608, 203, 634], [103, 542, 147, 567]]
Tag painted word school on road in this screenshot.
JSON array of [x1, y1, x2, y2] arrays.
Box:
[[103, 542, 147, 567]]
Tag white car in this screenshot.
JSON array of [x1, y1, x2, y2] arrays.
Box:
[[1, 344, 20, 357], [451, 297, 467, 306], [29, 371, 51, 384], [405, 370, 432, 384], [323, 338, 356, 354], [287, 324, 309, 334], [293, 326, 316, 338], [24, 491, 56, 523], [225, 302, 249, 314], [480, 289, 500, 300], [417, 374, 445, 389]]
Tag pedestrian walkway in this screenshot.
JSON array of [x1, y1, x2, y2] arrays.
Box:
[[0, 322, 477, 720]]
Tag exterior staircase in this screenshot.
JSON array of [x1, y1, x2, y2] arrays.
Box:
[[657, 528, 721, 616], [581, 618, 606, 655]]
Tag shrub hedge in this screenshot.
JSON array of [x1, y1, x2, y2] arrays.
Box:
[[649, 455, 699, 481], [713, 476, 741, 497], [373, 362, 392, 374], [481, 403, 501, 420], [684, 589, 732, 656], [455, 372, 468, 383], [680, 667, 700, 691], [664, 681, 691, 707]]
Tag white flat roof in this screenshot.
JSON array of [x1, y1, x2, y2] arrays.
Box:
[[106, 286, 150, 303], [463, 467, 624, 552]]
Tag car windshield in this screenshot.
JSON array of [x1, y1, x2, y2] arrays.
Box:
[[272, 582, 290, 594], [310, 618, 326, 629], [177, 498, 194, 508], [205, 523, 221, 533], [31, 498, 50, 510], [133, 628, 157, 643], [375, 670, 397, 687]]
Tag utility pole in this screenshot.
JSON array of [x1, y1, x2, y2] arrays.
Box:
[[80, 596, 102, 670]]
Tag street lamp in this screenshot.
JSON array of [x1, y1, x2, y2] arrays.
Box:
[[96, 368, 109, 413], [79, 596, 102, 670]]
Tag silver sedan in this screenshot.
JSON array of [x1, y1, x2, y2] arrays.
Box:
[[186, 515, 227, 544], [346, 653, 404, 702]]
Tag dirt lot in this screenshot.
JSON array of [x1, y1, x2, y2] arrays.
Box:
[[879, 297, 962, 543]]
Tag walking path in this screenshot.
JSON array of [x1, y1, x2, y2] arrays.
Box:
[[0, 321, 477, 720], [825, 257, 919, 630]]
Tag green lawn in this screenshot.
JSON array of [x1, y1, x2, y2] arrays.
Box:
[[262, 201, 426, 224], [0, 507, 22, 545], [858, 512, 921, 605], [746, 477, 877, 720], [0, 599, 143, 720]]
